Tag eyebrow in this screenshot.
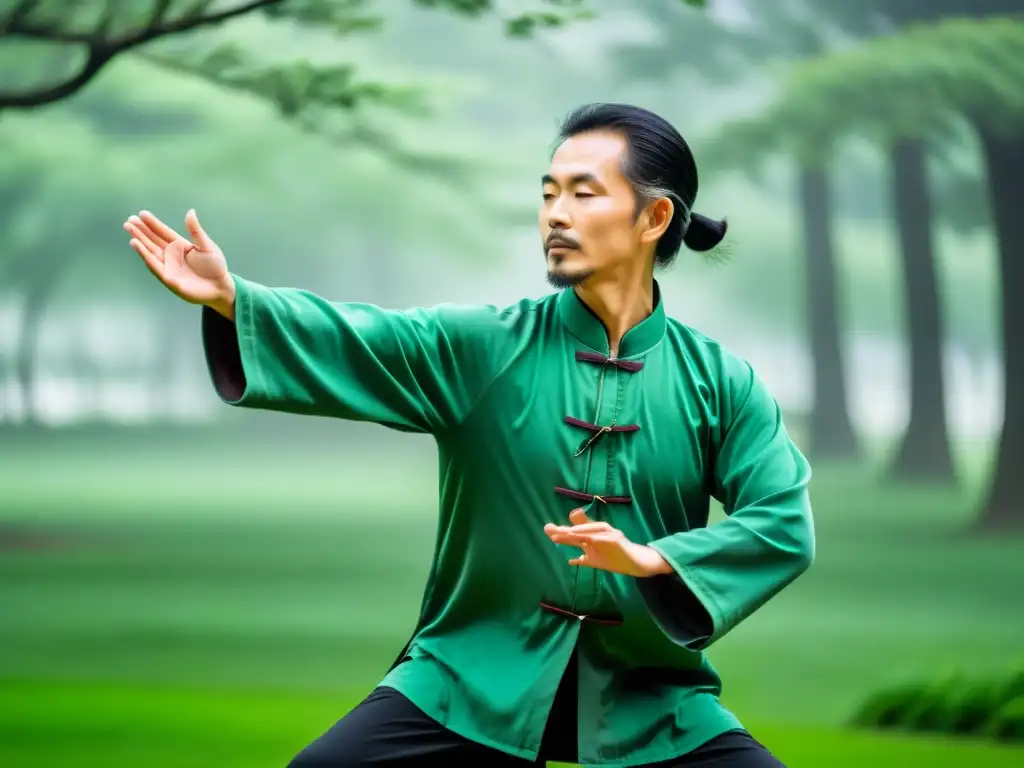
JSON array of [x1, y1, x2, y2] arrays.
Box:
[[542, 172, 601, 187]]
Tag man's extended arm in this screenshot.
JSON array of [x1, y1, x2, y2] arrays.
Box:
[[123, 210, 508, 436], [202, 274, 510, 434]]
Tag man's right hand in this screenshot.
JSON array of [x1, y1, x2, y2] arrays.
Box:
[[124, 209, 236, 320]]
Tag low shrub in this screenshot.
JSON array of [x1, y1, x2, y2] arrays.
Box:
[[850, 666, 1024, 742]]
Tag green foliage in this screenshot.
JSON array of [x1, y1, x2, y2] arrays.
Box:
[[138, 43, 428, 120], [263, 0, 383, 34], [902, 673, 976, 732], [851, 666, 1024, 742], [0, 0, 629, 110], [788, 16, 1024, 140], [410, 0, 703, 38], [987, 697, 1024, 741], [705, 16, 1024, 169], [850, 680, 933, 729]]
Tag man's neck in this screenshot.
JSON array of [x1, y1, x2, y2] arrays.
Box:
[[574, 270, 656, 358]]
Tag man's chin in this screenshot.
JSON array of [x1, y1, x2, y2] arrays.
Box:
[[545, 268, 592, 289]]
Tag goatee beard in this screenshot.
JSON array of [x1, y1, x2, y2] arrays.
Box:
[[545, 269, 592, 289]]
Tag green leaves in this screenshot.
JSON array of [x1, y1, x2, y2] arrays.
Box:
[[151, 43, 426, 118], [0, 0, 633, 109], [707, 16, 1024, 169], [410, 0, 596, 38], [409, 0, 493, 17], [504, 9, 593, 38], [412, 0, 699, 39], [261, 0, 383, 35], [786, 16, 1024, 140]]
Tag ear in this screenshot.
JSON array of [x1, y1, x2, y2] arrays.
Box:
[[638, 197, 674, 246]]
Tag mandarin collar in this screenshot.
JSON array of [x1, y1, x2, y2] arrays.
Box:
[[557, 280, 666, 359]]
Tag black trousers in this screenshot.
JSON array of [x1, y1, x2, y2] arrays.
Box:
[[289, 653, 784, 767]]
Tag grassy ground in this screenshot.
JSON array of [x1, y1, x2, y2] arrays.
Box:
[[1, 435, 1022, 766], [3, 679, 1023, 768]]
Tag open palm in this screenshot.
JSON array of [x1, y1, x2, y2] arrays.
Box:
[[124, 209, 232, 306]]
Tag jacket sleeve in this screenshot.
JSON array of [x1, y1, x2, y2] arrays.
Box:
[[202, 274, 509, 434], [637, 360, 815, 650]]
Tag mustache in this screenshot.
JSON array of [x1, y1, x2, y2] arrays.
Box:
[[545, 232, 581, 250]]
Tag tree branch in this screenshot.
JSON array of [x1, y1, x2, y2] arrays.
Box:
[[2, 0, 283, 47], [0, 0, 285, 109], [0, 46, 115, 108]]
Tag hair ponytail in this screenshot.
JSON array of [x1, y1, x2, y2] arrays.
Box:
[[682, 213, 728, 253]]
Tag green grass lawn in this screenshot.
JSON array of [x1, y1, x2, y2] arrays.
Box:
[[1, 435, 1022, 766], [2, 679, 1023, 768]]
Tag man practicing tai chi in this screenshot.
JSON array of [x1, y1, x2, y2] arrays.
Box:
[[124, 103, 814, 767]]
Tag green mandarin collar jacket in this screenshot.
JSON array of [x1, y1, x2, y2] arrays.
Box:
[[202, 275, 815, 766]]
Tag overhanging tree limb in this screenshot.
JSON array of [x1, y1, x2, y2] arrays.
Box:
[[0, 0, 283, 46], [1, 0, 651, 110], [0, 0, 286, 108]]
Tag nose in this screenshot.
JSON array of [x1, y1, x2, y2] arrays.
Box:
[[547, 195, 572, 230]]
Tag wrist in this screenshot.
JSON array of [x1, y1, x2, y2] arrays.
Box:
[[648, 553, 674, 576], [207, 276, 236, 321], [637, 544, 674, 577]]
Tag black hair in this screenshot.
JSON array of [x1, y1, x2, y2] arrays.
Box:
[[554, 103, 728, 267]]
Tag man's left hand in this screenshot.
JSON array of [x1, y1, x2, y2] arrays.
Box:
[[543, 508, 673, 578]]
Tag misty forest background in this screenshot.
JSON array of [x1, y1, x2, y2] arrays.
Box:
[[1, 1, 1023, 766]]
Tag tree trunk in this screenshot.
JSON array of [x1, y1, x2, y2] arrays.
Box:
[[0, 285, 9, 422], [14, 281, 55, 425], [798, 164, 860, 459], [976, 129, 1024, 530], [887, 139, 955, 484]]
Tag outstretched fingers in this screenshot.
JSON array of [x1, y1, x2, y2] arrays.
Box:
[[139, 210, 182, 245], [545, 529, 616, 547], [130, 237, 164, 281], [543, 521, 614, 543], [562, 522, 614, 534], [125, 220, 164, 259], [547, 531, 589, 546], [184, 208, 214, 251]]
